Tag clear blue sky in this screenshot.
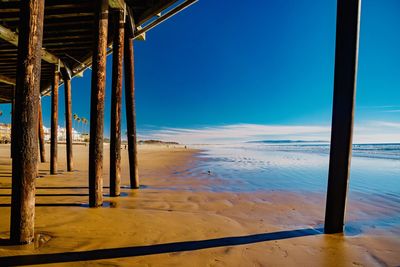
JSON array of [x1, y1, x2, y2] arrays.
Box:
[[1, 0, 399, 143]]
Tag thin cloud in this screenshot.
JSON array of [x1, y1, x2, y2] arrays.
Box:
[[139, 121, 400, 145], [381, 109, 400, 113], [359, 105, 400, 109]]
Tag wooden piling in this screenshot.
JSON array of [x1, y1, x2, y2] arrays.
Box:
[[11, 87, 15, 158], [110, 10, 125, 197], [50, 68, 59, 174], [324, 0, 361, 234], [64, 77, 73, 171], [38, 98, 46, 163], [124, 29, 139, 189], [89, 0, 109, 207], [10, 0, 44, 244]]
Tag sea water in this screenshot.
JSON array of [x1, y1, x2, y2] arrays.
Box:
[[191, 142, 400, 231], [193, 143, 400, 195]]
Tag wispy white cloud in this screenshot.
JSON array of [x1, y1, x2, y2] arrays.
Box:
[[381, 109, 400, 113], [372, 121, 400, 128], [358, 105, 400, 113], [139, 121, 400, 145], [359, 105, 400, 109]]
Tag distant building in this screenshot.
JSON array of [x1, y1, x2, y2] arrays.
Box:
[[0, 123, 11, 143], [0, 124, 88, 143], [43, 126, 87, 142]]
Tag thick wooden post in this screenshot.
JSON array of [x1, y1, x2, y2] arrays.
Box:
[[324, 0, 361, 234], [10, 0, 44, 244], [64, 77, 73, 171], [110, 10, 124, 197], [11, 87, 15, 158], [50, 68, 59, 174], [124, 29, 139, 189], [38, 97, 46, 163], [89, 0, 108, 207]]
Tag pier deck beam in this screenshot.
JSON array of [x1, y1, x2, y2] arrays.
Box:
[[63, 77, 73, 171], [10, 0, 45, 244], [324, 0, 361, 234], [50, 68, 59, 174], [38, 98, 46, 163], [124, 27, 139, 189], [110, 10, 125, 197], [89, 0, 109, 207]]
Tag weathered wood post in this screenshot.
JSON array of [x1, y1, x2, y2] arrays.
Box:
[[110, 10, 125, 197], [10, 0, 44, 244], [11, 87, 15, 158], [38, 97, 46, 163], [63, 76, 73, 171], [89, 0, 109, 207], [324, 0, 361, 234], [124, 25, 139, 189], [50, 67, 59, 174]]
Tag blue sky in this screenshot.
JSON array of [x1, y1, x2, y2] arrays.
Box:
[[1, 0, 399, 143]]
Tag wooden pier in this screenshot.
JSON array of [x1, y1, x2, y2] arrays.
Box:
[[0, 0, 361, 245]]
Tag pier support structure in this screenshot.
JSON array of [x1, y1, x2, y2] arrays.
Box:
[[50, 67, 59, 174], [324, 0, 361, 234], [11, 88, 15, 158], [38, 97, 46, 163], [63, 76, 73, 171], [110, 10, 125, 197], [10, 0, 44, 244], [89, 0, 109, 207], [124, 25, 139, 189]]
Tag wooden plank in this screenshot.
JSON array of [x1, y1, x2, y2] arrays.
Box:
[[324, 0, 361, 234], [110, 10, 124, 197], [0, 23, 65, 67], [0, 73, 15, 85], [134, 0, 198, 39], [109, 0, 125, 9], [136, 0, 178, 26], [89, 0, 109, 207], [50, 68, 59, 174], [10, 0, 44, 245], [124, 35, 139, 189]]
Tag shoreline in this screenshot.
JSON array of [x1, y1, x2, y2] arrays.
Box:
[[0, 144, 399, 266]]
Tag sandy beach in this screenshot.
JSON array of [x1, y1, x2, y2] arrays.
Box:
[[0, 144, 399, 266]]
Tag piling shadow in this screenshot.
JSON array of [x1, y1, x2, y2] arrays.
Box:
[[0, 203, 84, 207], [0, 194, 88, 197], [0, 187, 110, 190], [0, 228, 322, 266]]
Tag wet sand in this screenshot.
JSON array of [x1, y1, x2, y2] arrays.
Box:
[[0, 144, 399, 266]]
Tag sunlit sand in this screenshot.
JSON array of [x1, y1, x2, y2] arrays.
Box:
[[0, 144, 399, 266]]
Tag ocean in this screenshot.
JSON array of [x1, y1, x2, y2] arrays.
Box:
[[193, 143, 400, 195], [190, 142, 400, 232]]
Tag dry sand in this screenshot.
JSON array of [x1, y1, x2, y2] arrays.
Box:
[[0, 144, 399, 266]]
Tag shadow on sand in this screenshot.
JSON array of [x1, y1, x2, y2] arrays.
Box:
[[0, 194, 88, 197], [0, 186, 110, 190], [0, 228, 322, 266], [0, 203, 84, 207]]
